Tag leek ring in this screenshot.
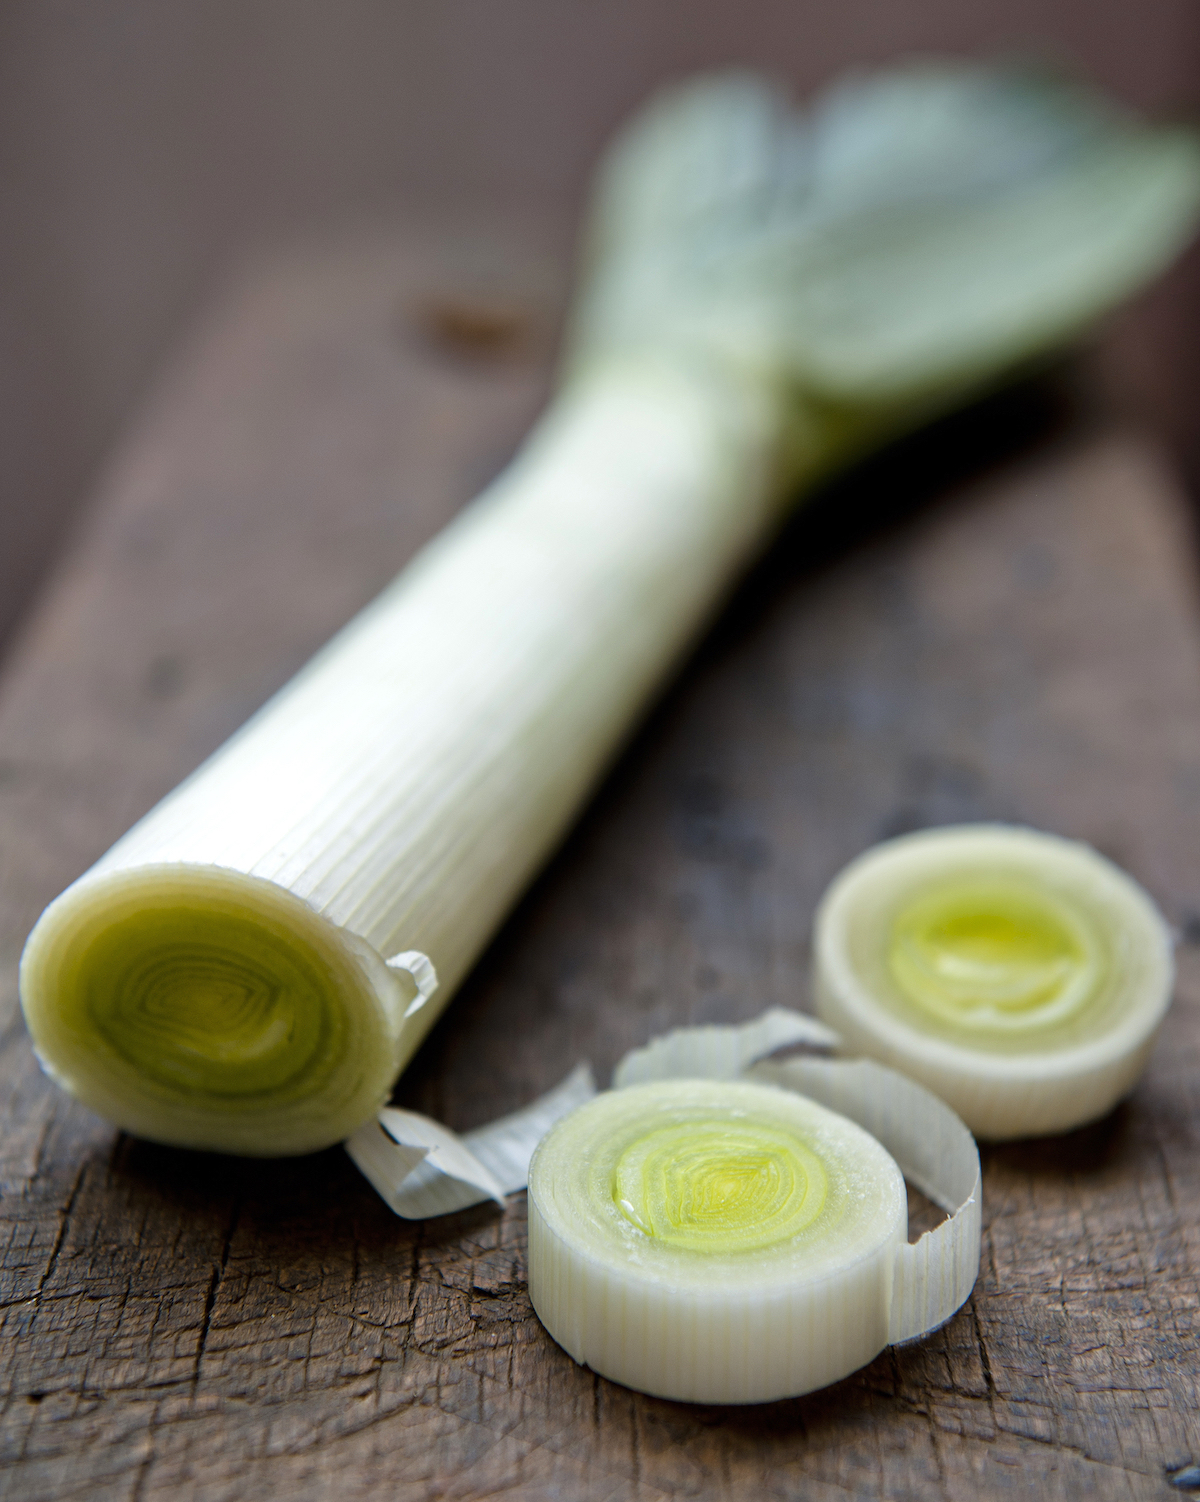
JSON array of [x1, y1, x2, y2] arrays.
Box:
[[527, 1063, 980, 1404], [814, 824, 1173, 1138]]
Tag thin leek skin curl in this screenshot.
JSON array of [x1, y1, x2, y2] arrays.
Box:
[[19, 65, 1200, 1155], [814, 825, 1174, 1139]]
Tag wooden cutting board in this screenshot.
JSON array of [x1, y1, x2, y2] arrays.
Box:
[[2, 221, 1199, 1502]]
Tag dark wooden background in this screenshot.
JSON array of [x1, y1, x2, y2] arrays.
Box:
[[2, 220, 1200, 1500]]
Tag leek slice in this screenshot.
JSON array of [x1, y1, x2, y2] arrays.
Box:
[[19, 65, 1200, 1155], [814, 824, 1174, 1137], [527, 1036, 980, 1403], [341, 1006, 977, 1396]]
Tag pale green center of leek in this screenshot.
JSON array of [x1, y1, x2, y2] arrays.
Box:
[[76, 904, 348, 1102], [887, 878, 1103, 1034], [613, 1120, 828, 1252]]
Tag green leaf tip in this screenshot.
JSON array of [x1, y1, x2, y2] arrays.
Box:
[[572, 60, 1200, 417]]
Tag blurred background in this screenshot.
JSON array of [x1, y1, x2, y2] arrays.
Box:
[[3, 0, 1199, 660]]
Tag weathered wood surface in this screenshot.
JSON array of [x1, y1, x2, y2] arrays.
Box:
[[2, 222, 1200, 1502]]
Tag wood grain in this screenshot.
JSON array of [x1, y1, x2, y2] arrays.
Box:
[[2, 223, 1200, 1501]]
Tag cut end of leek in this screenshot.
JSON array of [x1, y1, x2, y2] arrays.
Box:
[[20, 865, 406, 1156], [527, 1077, 908, 1404], [814, 824, 1174, 1138]]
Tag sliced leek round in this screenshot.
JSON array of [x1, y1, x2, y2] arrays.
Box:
[[527, 1067, 980, 1404], [814, 824, 1173, 1138]]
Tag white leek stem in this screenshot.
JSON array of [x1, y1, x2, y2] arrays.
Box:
[[21, 363, 787, 1153], [105, 364, 783, 983]]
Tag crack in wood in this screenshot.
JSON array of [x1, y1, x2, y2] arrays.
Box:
[[191, 1195, 241, 1396], [22, 1157, 88, 1330]]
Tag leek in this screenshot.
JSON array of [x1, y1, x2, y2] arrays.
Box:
[[813, 824, 1174, 1137], [19, 64, 1200, 1155], [363, 1010, 980, 1401], [527, 1012, 980, 1404]]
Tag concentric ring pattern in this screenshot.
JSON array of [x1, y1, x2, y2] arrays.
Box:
[[20, 865, 401, 1155]]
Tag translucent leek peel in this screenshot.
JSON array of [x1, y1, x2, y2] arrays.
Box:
[[527, 1015, 980, 1403], [345, 1062, 596, 1218], [19, 65, 1200, 1155], [814, 825, 1174, 1138], [613, 1005, 839, 1086]]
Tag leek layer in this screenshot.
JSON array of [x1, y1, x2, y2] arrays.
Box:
[[345, 1062, 598, 1218], [612, 1119, 828, 1251], [815, 825, 1173, 1137]]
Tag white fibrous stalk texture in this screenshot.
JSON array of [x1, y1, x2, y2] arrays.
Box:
[[96, 371, 777, 995], [20, 369, 783, 1152]]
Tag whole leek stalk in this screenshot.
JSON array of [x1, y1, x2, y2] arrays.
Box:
[[20, 64, 1200, 1155]]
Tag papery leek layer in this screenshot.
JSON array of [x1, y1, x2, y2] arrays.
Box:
[[20, 866, 405, 1156], [527, 1078, 906, 1404], [815, 824, 1173, 1138]]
